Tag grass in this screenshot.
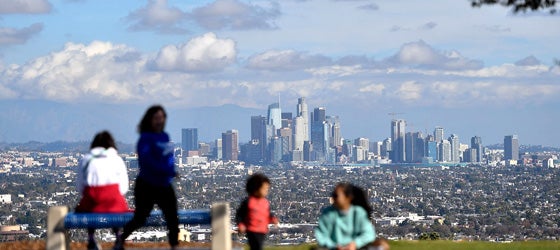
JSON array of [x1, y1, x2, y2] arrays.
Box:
[[262, 241, 560, 250]]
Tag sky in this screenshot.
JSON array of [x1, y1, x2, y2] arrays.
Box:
[[0, 0, 559, 146]]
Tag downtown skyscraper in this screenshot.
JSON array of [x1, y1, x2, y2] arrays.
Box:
[[296, 97, 309, 141], [471, 136, 483, 162], [504, 135, 519, 161], [267, 103, 282, 131], [181, 128, 198, 154], [391, 119, 406, 163], [311, 107, 328, 162], [222, 129, 239, 161]]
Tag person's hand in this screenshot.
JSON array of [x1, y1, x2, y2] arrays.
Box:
[[238, 225, 246, 234], [338, 242, 356, 250]]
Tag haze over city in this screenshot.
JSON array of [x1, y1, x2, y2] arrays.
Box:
[[0, 0, 558, 146]]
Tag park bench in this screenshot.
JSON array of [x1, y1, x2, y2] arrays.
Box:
[[46, 202, 232, 250]]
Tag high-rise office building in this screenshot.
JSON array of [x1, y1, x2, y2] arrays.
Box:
[[251, 116, 266, 141], [269, 136, 283, 163], [181, 128, 198, 153], [267, 103, 282, 131], [439, 140, 451, 162], [463, 148, 477, 163], [279, 127, 292, 160], [391, 119, 406, 163], [405, 132, 425, 163], [471, 136, 483, 163], [449, 134, 460, 163], [311, 107, 328, 162], [303, 141, 313, 161], [281, 112, 293, 129], [222, 130, 239, 161], [371, 141, 382, 155], [328, 116, 341, 147], [381, 138, 392, 158], [434, 127, 444, 142], [426, 140, 437, 161], [504, 135, 519, 161], [313, 107, 326, 123], [198, 142, 210, 156], [293, 116, 305, 151], [214, 139, 222, 160], [354, 138, 370, 152], [251, 115, 267, 162], [296, 97, 309, 141]]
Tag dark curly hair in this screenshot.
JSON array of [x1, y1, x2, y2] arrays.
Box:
[[246, 173, 270, 195]]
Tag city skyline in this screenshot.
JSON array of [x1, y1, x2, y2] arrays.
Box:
[[0, 1, 558, 146], [180, 96, 525, 165]]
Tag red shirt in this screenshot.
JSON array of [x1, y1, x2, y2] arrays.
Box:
[[237, 196, 278, 234]]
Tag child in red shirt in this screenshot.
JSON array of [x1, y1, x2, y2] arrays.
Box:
[[235, 173, 279, 250]]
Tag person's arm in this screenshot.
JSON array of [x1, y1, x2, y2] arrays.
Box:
[[352, 207, 376, 249], [76, 156, 89, 194], [315, 209, 337, 249], [235, 198, 249, 233], [269, 200, 279, 225]]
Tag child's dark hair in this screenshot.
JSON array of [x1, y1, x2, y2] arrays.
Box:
[[138, 105, 167, 133], [246, 173, 270, 195], [333, 183, 373, 220], [90, 131, 117, 150]]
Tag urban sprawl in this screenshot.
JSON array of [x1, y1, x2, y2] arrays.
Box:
[[1, 97, 559, 244]]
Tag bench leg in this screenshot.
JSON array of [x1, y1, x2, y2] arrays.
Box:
[[211, 202, 231, 250], [47, 206, 69, 250]]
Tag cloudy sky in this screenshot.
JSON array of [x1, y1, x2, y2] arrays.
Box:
[[0, 0, 559, 145]]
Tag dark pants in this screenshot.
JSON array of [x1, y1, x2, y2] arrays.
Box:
[[121, 178, 179, 246], [247, 231, 266, 250]]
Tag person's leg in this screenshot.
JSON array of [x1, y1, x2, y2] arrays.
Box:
[[156, 184, 179, 247], [118, 179, 155, 246], [246, 232, 265, 250], [87, 228, 100, 250]]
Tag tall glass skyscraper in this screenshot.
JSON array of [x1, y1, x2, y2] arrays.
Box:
[[471, 136, 483, 162], [449, 134, 460, 163], [434, 127, 444, 142], [504, 135, 519, 161], [267, 103, 282, 131], [181, 128, 198, 153], [391, 119, 406, 163], [296, 97, 309, 141]]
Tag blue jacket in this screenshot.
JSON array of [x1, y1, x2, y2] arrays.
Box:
[[137, 132, 176, 186], [315, 205, 376, 249]]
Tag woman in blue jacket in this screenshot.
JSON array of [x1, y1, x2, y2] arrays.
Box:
[[114, 105, 179, 250], [315, 183, 376, 250]]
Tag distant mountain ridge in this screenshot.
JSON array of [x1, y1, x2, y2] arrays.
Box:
[[0, 100, 262, 144]]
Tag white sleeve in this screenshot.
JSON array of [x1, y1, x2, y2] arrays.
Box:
[[117, 158, 129, 195]]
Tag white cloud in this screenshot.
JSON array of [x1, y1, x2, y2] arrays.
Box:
[[0, 0, 51, 14], [192, 0, 280, 30], [359, 83, 385, 95], [126, 0, 188, 34], [0, 38, 558, 110], [387, 40, 483, 70], [151, 32, 236, 72], [394, 81, 422, 101], [247, 50, 331, 71], [0, 23, 43, 45]]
